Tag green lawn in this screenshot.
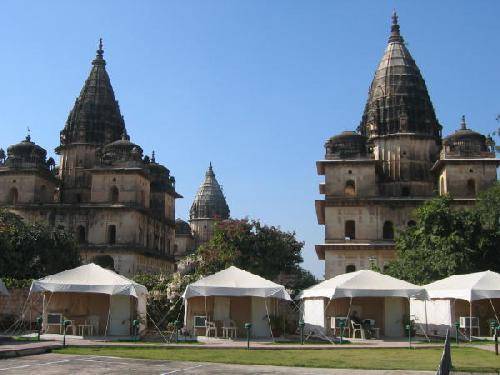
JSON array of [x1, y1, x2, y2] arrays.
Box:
[[55, 346, 500, 373]]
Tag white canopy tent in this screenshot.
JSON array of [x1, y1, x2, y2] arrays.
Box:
[[0, 279, 9, 296], [299, 270, 425, 338], [424, 271, 500, 301], [30, 263, 148, 336], [299, 270, 424, 299], [411, 271, 500, 339], [182, 266, 291, 338]]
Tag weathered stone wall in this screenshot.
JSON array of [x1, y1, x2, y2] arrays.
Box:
[[0, 173, 56, 205], [324, 162, 376, 197], [91, 173, 150, 207], [0, 288, 43, 324], [438, 163, 497, 198], [325, 248, 396, 279], [324, 204, 416, 241], [80, 250, 174, 277]]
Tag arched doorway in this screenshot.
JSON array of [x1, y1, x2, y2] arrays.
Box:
[[383, 221, 394, 240], [9, 188, 18, 205], [91, 255, 115, 271]]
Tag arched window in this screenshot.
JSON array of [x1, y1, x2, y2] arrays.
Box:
[[40, 185, 47, 203], [107, 225, 116, 245], [344, 180, 356, 197], [345, 220, 356, 240], [91, 255, 115, 271], [345, 264, 356, 273], [383, 221, 394, 240], [110, 186, 119, 203], [466, 179, 476, 196], [439, 176, 446, 195], [407, 220, 416, 227], [9, 188, 18, 205], [77, 225, 86, 244], [48, 211, 56, 226]]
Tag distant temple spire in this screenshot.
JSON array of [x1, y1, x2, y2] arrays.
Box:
[[190, 163, 229, 220], [460, 115, 467, 130], [389, 10, 403, 43]]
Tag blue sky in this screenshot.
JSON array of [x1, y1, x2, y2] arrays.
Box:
[[0, 1, 498, 278]]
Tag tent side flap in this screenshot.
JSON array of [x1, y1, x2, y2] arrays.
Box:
[[183, 285, 290, 300]]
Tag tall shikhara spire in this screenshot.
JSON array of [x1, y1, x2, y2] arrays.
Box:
[[358, 12, 441, 139], [190, 163, 230, 220], [59, 39, 126, 146]]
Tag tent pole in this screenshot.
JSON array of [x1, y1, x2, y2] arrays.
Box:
[[345, 297, 353, 339], [264, 298, 274, 340], [104, 295, 111, 338], [469, 300, 472, 342], [489, 299, 499, 323]]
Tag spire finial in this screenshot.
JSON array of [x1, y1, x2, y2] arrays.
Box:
[[151, 150, 156, 163], [388, 10, 403, 43], [97, 38, 104, 57], [392, 9, 398, 26], [460, 115, 467, 130], [206, 162, 214, 177], [93, 38, 106, 66], [26, 126, 31, 142]]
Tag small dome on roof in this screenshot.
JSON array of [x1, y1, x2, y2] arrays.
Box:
[[7, 135, 46, 156], [325, 131, 367, 158], [443, 116, 489, 156], [6, 135, 48, 169], [99, 133, 144, 166], [175, 219, 192, 236], [104, 133, 141, 152]]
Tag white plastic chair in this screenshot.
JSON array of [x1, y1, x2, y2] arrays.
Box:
[[205, 321, 217, 337], [222, 319, 237, 339], [351, 320, 365, 339]]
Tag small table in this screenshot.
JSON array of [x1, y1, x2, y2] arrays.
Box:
[[79, 324, 94, 336], [370, 327, 380, 339], [222, 326, 237, 339]]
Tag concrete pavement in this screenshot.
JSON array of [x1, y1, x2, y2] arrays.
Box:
[[0, 353, 437, 374]]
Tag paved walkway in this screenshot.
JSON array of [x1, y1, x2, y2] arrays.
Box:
[[0, 353, 437, 374], [17, 334, 441, 350]]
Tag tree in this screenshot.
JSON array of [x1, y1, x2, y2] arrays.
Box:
[[0, 210, 81, 280], [135, 218, 316, 329], [197, 219, 313, 291], [386, 184, 500, 284]]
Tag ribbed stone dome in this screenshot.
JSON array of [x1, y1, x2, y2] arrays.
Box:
[[6, 135, 48, 169], [358, 12, 441, 139], [443, 116, 490, 156], [59, 39, 125, 147], [325, 131, 367, 158], [175, 219, 192, 235], [189, 163, 230, 220]]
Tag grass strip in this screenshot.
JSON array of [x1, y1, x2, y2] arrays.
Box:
[[55, 346, 499, 373]]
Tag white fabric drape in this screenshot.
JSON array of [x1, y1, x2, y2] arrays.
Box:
[[298, 270, 424, 300], [182, 266, 291, 301], [424, 270, 500, 301]]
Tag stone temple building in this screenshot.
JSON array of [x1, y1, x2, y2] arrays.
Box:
[[0, 40, 181, 276], [174, 163, 230, 258], [315, 13, 499, 279]]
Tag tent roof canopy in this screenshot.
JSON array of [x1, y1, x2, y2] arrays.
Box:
[[30, 263, 148, 298], [182, 266, 291, 300], [299, 270, 424, 300], [0, 279, 8, 296], [425, 270, 500, 302]]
